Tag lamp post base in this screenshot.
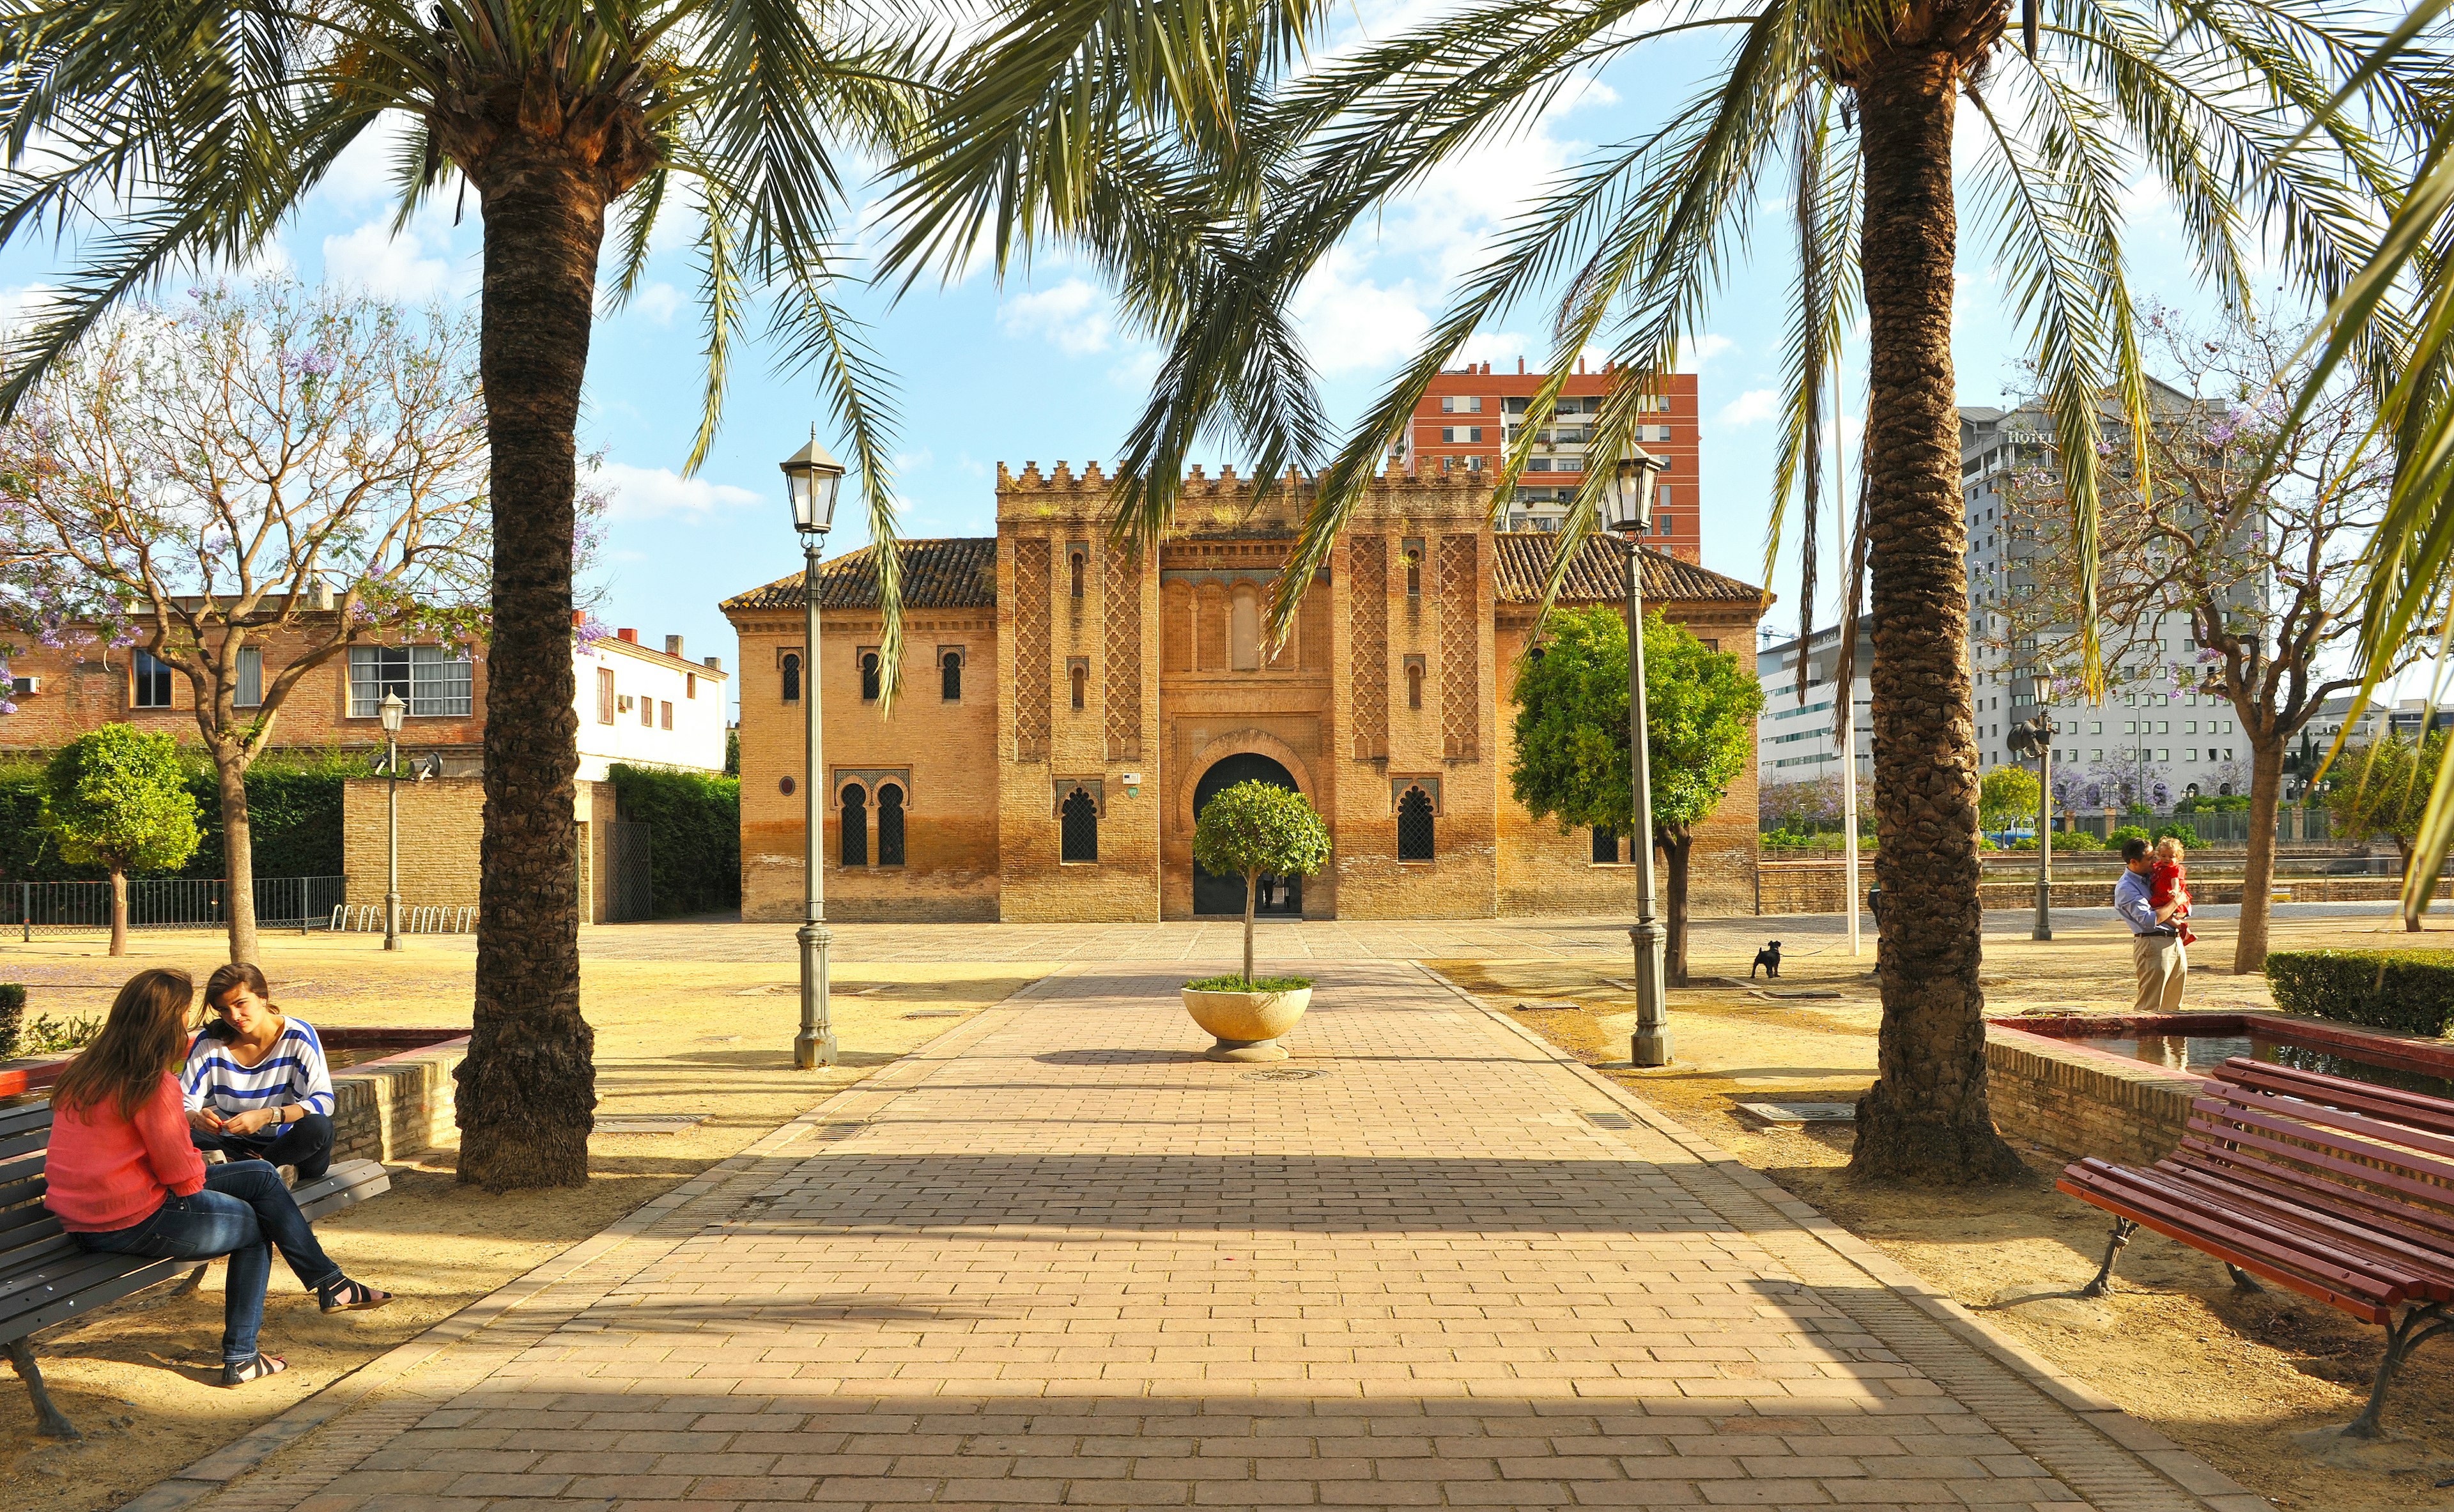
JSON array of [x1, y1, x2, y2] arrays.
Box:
[[1628, 919, 1671, 1068], [383, 891, 401, 952], [794, 921, 837, 1069]]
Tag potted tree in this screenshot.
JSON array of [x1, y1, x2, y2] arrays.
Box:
[[1182, 780, 1332, 1061]]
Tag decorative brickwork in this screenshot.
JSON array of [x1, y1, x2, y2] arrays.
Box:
[[1104, 548, 1142, 760], [1014, 536, 1052, 761], [1348, 536, 1387, 760], [1439, 534, 1478, 760]]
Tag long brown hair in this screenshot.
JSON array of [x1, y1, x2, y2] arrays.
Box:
[[53, 969, 196, 1119], [200, 962, 275, 1042]]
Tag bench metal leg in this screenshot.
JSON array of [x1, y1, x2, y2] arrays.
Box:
[[5, 1338, 79, 1440], [170, 1262, 210, 1296], [2224, 1263, 2264, 1293], [2345, 1300, 2453, 1439], [2080, 1218, 2138, 1298]]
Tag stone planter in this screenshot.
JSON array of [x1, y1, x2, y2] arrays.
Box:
[[1181, 986, 1313, 1063]]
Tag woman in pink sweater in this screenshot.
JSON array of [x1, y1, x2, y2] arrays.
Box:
[[45, 969, 389, 1386]]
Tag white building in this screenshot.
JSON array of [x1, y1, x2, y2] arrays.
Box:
[[576, 629, 729, 780], [1756, 615, 1872, 787], [1959, 393, 2265, 808]]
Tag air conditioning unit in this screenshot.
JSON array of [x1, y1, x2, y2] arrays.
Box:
[[7, 676, 38, 696], [617, 694, 635, 713]]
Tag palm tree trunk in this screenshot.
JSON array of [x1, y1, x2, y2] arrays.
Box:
[[454, 144, 601, 1191], [108, 867, 125, 957], [1847, 39, 2025, 1185], [215, 753, 259, 964], [2232, 733, 2286, 972], [1662, 826, 1691, 989]]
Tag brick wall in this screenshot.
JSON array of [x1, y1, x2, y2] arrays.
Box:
[[1, 618, 486, 761], [329, 1039, 467, 1165], [1984, 1024, 2202, 1165], [343, 776, 615, 923]]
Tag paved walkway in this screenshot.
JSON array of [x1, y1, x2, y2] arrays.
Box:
[[169, 961, 2265, 1512]]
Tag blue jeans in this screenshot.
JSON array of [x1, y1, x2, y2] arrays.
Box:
[[192, 1110, 335, 1180], [73, 1161, 344, 1364]]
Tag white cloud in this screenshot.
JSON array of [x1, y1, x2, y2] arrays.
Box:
[[892, 448, 934, 473], [1290, 249, 1430, 376], [590, 461, 764, 522], [1717, 389, 1779, 428], [321, 219, 462, 302], [629, 282, 683, 325], [998, 278, 1114, 355], [318, 116, 417, 212], [1692, 334, 1736, 367]]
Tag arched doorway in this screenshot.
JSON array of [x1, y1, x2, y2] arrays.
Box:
[[1193, 753, 1304, 917]]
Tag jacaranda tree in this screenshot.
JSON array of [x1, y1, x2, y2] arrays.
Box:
[[0, 0, 927, 1188], [895, 0, 2430, 1183]]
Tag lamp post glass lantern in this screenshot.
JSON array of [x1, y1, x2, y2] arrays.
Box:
[[783, 429, 847, 1069], [1609, 441, 1672, 1067]]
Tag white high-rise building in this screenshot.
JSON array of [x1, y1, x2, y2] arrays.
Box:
[[1756, 616, 1872, 787]]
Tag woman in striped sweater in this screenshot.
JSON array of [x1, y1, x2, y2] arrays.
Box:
[[183, 964, 336, 1182]]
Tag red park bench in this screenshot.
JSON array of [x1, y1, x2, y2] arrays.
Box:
[[2058, 1057, 2454, 1439]]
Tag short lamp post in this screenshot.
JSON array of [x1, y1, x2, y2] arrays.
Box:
[[1605, 440, 1671, 1067], [2007, 673, 2055, 941], [378, 691, 405, 951], [783, 428, 846, 1070]]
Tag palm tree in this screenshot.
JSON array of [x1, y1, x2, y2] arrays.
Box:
[[0, 0, 923, 1189], [899, 0, 2428, 1182]]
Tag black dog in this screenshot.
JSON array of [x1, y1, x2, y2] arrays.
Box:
[[1751, 941, 1783, 979]]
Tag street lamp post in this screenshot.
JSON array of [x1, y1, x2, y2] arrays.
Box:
[[378, 691, 405, 950], [782, 428, 846, 1070], [2008, 674, 2055, 941], [1605, 440, 1671, 1067]]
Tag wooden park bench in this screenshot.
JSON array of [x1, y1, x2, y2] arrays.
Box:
[[1, 1098, 390, 1439], [2058, 1058, 2454, 1439]]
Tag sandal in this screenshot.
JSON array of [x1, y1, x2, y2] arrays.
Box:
[[318, 1277, 392, 1313], [220, 1352, 287, 1386]]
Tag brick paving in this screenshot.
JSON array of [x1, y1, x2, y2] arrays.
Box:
[[174, 960, 2267, 1512]]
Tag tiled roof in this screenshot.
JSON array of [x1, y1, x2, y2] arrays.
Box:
[[720, 538, 998, 613], [1492, 532, 1766, 605]]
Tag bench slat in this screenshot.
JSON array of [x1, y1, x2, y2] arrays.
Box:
[[2153, 1164, 2454, 1298], [2165, 1143, 2454, 1259], [2061, 1161, 2411, 1309], [0, 1103, 54, 1140], [2058, 1169, 2398, 1322], [2183, 1107, 2454, 1215], [2219, 1060, 2454, 1138], [0, 1247, 182, 1332], [0, 1256, 185, 1342], [0, 1127, 52, 1164], [2075, 1159, 2429, 1294], [2199, 1085, 2454, 1169]]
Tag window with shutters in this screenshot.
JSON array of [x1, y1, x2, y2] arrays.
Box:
[[941, 649, 962, 701], [877, 783, 906, 867], [860, 649, 881, 702], [1591, 827, 1620, 865], [598, 667, 617, 723], [1060, 785, 1099, 862], [780, 653, 801, 704], [1397, 785, 1435, 861], [660, 700, 672, 730], [841, 783, 868, 867]]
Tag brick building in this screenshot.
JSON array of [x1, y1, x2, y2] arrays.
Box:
[[721, 464, 1768, 923], [1411, 363, 1702, 560]]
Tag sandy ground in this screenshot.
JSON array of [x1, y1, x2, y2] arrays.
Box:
[[1435, 907, 2454, 1512], [0, 927, 1047, 1511]]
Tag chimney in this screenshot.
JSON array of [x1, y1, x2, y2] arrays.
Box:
[[665, 634, 684, 658], [617, 628, 638, 644], [702, 655, 722, 672], [571, 610, 587, 628], [307, 578, 334, 612], [1516, 357, 1525, 374]]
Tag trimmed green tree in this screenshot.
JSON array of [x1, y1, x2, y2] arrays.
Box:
[[2327, 735, 2446, 933], [1189, 780, 1332, 987], [1979, 766, 2041, 835], [1511, 606, 1763, 987], [42, 727, 202, 957]]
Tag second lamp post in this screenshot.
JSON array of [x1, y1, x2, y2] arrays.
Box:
[[1605, 440, 1671, 1067], [783, 429, 846, 1070], [2007, 673, 2057, 941]]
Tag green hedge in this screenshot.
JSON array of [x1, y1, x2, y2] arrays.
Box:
[[0, 752, 348, 884], [2265, 950, 2454, 1036], [610, 764, 740, 916], [0, 984, 22, 1061]]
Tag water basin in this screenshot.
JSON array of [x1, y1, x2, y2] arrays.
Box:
[[2000, 1012, 2454, 1101]]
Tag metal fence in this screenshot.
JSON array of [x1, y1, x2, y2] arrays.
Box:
[[2057, 807, 2333, 844], [13, 876, 350, 939], [608, 821, 654, 922]]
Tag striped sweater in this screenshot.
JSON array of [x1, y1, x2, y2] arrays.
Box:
[[181, 1019, 336, 1120]]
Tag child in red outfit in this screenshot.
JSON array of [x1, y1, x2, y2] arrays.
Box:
[[2150, 837, 2197, 946]]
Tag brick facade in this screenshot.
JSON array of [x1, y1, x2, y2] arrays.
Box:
[[722, 465, 1770, 923], [341, 776, 618, 924]]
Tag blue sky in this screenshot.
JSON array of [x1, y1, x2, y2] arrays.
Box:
[[0, 10, 2274, 723]]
